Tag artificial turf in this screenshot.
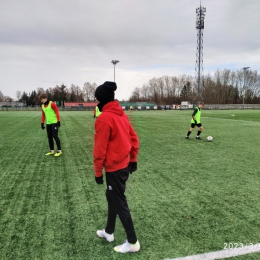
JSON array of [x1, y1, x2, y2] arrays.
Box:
[[0, 109, 260, 260]]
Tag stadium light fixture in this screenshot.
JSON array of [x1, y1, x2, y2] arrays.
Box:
[[111, 60, 119, 82]]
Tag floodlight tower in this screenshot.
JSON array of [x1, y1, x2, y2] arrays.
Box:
[[195, 2, 206, 100], [111, 60, 119, 82]]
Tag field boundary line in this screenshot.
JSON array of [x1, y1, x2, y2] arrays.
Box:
[[165, 243, 260, 260], [203, 117, 260, 124]]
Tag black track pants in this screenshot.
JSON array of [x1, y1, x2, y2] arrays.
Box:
[[46, 123, 61, 151], [105, 167, 137, 244]]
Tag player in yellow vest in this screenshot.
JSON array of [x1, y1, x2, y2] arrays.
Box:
[[94, 106, 102, 118], [186, 101, 204, 140], [39, 93, 62, 156]]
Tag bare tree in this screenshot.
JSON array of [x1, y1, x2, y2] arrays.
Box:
[[250, 72, 260, 98], [140, 84, 150, 101], [16, 90, 21, 100], [129, 87, 141, 102], [83, 82, 96, 101], [148, 78, 160, 103], [0, 91, 4, 102]]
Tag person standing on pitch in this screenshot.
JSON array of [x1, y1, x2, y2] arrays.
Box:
[[93, 81, 140, 253], [93, 105, 102, 118], [39, 93, 62, 156], [186, 101, 204, 140]]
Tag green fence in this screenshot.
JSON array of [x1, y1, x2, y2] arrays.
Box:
[[1, 104, 260, 111]]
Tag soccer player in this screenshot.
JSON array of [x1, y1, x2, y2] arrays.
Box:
[[93, 81, 140, 253], [93, 105, 101, 118], [186, 101, 204, 140], [39, 93, 62, 156], [130, 105, 134, 113]]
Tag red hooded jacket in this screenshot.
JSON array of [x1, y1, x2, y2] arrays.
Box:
[[93, 101, 139, 177]]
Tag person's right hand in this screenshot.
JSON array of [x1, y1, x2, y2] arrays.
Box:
[[41, 123, 45, 130]]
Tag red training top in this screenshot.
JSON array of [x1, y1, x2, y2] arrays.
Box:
[[93, 101, 139, 177]]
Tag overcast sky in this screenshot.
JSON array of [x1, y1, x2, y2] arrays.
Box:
[[0, 0, 259, 100]]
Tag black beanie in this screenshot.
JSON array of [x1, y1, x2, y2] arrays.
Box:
[[95, 81, 117, 103]]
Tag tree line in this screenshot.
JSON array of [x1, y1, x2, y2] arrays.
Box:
[[0, 82, 97, 106], [129, 69, 260, 105], [0, 69, 259, 106]]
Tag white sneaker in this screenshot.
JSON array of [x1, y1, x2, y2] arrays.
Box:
[[96, 229, 114, 242], [114, 240, 140, 253]]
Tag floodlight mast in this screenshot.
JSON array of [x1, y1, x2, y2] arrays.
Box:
[[111, 60, 119, 82], [242, 67, 250, 109], [195, 2, 206, 101]]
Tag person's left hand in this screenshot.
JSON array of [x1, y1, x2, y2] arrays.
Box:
[[57, 121, 61, 127], [95, 175, 103, 184], [128, 162, 137, 174]]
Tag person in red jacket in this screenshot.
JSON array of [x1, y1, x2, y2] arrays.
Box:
[[93, 81, 140, 253]]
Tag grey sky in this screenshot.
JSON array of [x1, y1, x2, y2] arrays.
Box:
[[0, 0, 259, 100]]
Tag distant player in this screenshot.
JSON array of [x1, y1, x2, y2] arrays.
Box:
[[93, 105, 102, 118], [39, 93, 62, 156], [186, 101, 204, 140], [130, 105, 134, 113]]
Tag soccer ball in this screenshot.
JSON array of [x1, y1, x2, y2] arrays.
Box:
[[207, 136, 213, 142]]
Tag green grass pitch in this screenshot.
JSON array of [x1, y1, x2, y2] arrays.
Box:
[[0, 110, 260, 260]]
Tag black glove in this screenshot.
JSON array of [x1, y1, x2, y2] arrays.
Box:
[[95, 176, 103, 184], [41, 123, 45, 130], [128, 162, 137, 174], [57, 121, 60, 127], [194, 120, 197, 124], [94, 115, 96, 118]]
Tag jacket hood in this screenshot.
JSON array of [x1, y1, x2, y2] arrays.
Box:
[[102, 101, 124, 116]]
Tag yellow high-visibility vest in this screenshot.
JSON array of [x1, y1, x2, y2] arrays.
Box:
[[95, 106, 102, 118]]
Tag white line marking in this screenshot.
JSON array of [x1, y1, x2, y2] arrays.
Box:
[[165, 244, 260, 260]]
